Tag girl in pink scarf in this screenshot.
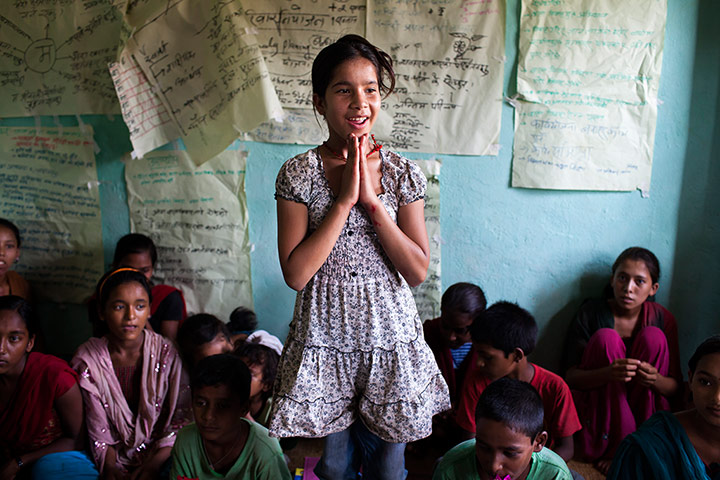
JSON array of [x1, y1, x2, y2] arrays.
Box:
[[72, 268, 190, 479]]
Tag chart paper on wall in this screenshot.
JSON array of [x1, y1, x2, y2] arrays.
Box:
[[367, 0, 505, 155], [410, 159, 442, 322], [0, 0, 124, 116], [0, 126, 103, 303], [121, 0, 283, 165], [511, 0, 667, 192], [125, 149, 253, 321]]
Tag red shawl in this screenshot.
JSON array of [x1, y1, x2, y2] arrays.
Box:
[[0, 352, 77, 456]]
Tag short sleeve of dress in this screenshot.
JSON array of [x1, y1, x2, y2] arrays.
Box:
[[45, 355, 79, 399], [275, 154, 311, 205], [396, 158, 427, 206]]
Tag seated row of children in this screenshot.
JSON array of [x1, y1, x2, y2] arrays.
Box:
[[1, 213, 713, 479], [0, 266, 290, 478], [424, 246, 692, 477]]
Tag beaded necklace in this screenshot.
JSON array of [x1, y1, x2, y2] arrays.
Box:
[[322, 134, 382, 162]]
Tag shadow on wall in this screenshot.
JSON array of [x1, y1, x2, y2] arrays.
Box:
[[532, 269, 608, 373], [669, 0, 720, 368]]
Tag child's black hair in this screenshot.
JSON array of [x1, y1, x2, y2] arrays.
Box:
[[112, 233, 158, 267], [177, 313, 233, 365], [235, 340, 279, 402], [470, 301, 537, 357], [312, 34, 395, 99], [96, 268, 152, 311], [228, 306, 257, 334], [441, 282, 487, 316], [612, 247, 660, 284], [475, 377, 545, 439], [0, 295, 37, 337], [0, 218, 21, 246], [190, 353, 251, 404], [689, 335, 720, 374]]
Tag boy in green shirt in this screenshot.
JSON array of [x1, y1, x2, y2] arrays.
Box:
[[170, 354, 291, 480], [434, 378, 572, 480]]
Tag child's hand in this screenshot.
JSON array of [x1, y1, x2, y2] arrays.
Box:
[[609, 358, 640, 382], [636, 361, 659, 387], [356, 134, 379, 208], [337, 134, 360, 207]]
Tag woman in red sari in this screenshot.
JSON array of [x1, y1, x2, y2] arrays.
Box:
[[0, 295, 97, 479]]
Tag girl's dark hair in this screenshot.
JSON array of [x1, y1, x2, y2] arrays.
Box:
[[476, 377, 545, 439], [441, 282, 487, 316], [228, 306, 257, 334], [113, 233, 158, 267], [689, 335, 720, 374], [177, 313, 232, 366], [95, 268, 152, 311], [612, 247, 660, 284], [312, 34, 395, 99], [0, 218, 21, 247], [0, 295, 37, 336], [191, 354, 251, 404], [235, 340, 280, 403]]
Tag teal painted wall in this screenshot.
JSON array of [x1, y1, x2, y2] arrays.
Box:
[[2, 0, 717, 372]]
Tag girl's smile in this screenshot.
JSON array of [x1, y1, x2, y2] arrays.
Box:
[[313, 56, 381, 153]]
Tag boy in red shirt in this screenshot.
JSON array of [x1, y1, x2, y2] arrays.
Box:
[[455, 301, 582, 462]]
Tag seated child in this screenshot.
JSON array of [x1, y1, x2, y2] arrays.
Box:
[[235, 338, 281, 427], [455, 302, 581, 461], [170, 353, 292, 479], [563, 247, 681, 472], [608, 335, 720, 479], [89, 233, 187, 340], [0, 296, 97, 479], [434, 377, 573, 480], [423, 282, 487, 406], [72, 268, 191, 478], [227, 306, 258, 344], [0, 218, 30, 299], [177, 313, 234, 369]]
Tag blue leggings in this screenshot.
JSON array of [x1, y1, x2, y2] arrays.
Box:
[[314, 421, 407, 480], [30, 451, 99, 479]]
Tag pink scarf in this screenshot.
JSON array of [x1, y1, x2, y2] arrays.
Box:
[[71, 331, 191, 474]]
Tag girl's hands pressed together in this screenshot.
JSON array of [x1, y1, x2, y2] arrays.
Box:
[[355, 134, 381, 210], [337, 134, 361, 208]]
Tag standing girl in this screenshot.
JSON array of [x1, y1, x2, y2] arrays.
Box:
[[271, 35, 450, 479], [563, 247, 681, 474], [0, 296, 97, 479], [0, 219, 29, 299], [72, 268, 190, 479]]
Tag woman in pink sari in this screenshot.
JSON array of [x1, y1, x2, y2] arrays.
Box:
[[72, 268, 190, 479]]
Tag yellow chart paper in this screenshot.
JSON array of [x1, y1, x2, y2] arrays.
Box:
[[410, 159, 442, 321], [0, 126, 103, 303], [0, 1, 124, 116], [367, 0, 505, 155], [122, 0, 283, 165], [125, 149, 253, 320], [511, 0, 666, 192]]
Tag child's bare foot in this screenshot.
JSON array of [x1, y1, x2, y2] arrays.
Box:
[[595, 458, 613, 475]]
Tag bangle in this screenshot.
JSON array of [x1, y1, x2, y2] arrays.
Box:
[[15, 456, 24, 469]]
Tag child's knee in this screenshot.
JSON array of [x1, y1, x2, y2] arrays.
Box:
[[582, 328, 625, 367], [632, 325, 669, 359]]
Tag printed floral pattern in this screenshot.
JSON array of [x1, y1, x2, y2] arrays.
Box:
[[270, 148, 450, 443]]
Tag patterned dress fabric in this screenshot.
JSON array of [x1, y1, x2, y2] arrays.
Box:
[[269, 148, 450, 443]]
